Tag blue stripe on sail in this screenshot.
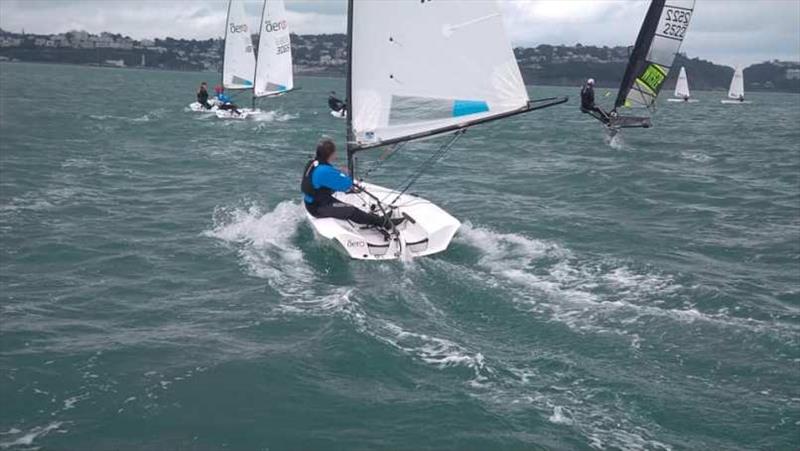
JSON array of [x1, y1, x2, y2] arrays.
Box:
[[277, 84, 287, 92], [452, 100, 489, 117]]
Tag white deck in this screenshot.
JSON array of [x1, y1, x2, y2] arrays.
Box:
[[306, 182, 460, 260]]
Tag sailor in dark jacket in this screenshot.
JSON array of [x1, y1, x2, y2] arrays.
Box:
[[328, 92, 346, 113], [197, 82, 212, 109], [580, 78, 609, 122]]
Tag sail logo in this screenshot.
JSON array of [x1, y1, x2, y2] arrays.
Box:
[[265, 20, 288, 33], [639, 64, 666, 93], [229, 23, 248, 34]]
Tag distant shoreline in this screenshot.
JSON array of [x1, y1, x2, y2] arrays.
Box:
[[2, 60, 797, 95]]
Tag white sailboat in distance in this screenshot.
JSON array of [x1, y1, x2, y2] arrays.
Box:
[[252, 0, 295, 104], [216, 0, 257, 119], [305, 0, 567, 260], [667, 66, 698, 102], [721, 67, 751, 104]]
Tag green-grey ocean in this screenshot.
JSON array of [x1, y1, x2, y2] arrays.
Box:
[[1, 62, 798, 450]]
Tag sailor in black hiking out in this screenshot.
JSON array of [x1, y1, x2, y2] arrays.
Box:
[[302, 139, 402, 229], [580, 78, 610, 123], [328, 92, 346, 113], [197, 82, 212, 109]]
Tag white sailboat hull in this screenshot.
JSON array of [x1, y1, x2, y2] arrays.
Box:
[[721, 99, 752, 104], [215, 108, 258, 120], [330, 109, 346, 119], [188, 98, 220, 112], [667, 98, 699, 103], [305, 182, 460, 260]]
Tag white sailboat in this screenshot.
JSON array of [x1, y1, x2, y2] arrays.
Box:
[[215, 0, 258, 119], [305, 0, 566, 260], [217, 0, 295, 119], [721, 67, 751, 104], [253, 0, 294, 101], [667, 66, 698, 102]]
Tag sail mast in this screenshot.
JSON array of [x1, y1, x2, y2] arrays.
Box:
[[345, 0, 355, 176], [220, 0, 232, 89], [614, 0, 665, 110], [253, 0, 267, 110]]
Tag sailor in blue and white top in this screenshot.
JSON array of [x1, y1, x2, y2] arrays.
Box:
[[214, 85, 241, 114], [301, 139, 401, 229]]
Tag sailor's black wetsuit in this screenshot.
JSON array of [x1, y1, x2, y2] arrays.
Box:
[[580, 84, 609, 122], [328, 96, 345, 113], [197, 88, 212, 109]]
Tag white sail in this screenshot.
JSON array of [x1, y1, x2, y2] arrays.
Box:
[[350, 0, 529, 147], [223, 0, 256, 90], [254, 0, 294, 97], [728, 67, 745, 99], [674, 66, 690, 98]]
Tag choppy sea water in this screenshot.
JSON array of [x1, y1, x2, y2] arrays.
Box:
[[1, 62, 798, 450]]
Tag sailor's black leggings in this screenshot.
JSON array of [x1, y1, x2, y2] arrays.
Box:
[[306, 202, 384, 226], [219, 103, 240, 112]]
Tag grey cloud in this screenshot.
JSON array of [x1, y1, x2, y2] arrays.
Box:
[[0, 0, 797, 66]]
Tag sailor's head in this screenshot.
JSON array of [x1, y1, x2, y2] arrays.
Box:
[[214, 85, 223, 94], [316, 138, 337, 163], [587, 78, 595, 86]]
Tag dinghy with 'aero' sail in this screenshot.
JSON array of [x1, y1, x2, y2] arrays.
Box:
[[253, 0, 295, 104], [600, 0, 696, 129], [222, 0, 256, 91], [305, 0, 567, 260]]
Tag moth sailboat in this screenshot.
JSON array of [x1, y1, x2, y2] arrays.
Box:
[[667, 66, 698, 102], [721, 67, 750, 104], [305, 0, 567, 260], [588, 0, 695, 129]]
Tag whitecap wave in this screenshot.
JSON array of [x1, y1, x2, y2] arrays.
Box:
[[0, 422, 64, 449], [455, 222, 793, 338], [251, 110, 297, 123], [604, 131, 625, 150], [204, 200, 311, 297]]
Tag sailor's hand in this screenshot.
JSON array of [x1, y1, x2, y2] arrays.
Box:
[[351, 180, 365, 192]]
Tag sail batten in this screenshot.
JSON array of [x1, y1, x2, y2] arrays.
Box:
[[614, 0, 695, 112], [349, 0, 531, 149], [222, 0, 256, 90], [254, 0, 294, 98]]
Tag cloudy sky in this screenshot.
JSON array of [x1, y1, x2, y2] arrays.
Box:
[[0, 0, 798, 67]]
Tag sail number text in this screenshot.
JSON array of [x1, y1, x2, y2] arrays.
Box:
[[662, 8, 691, 39], [275, 36, 291, 55]]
